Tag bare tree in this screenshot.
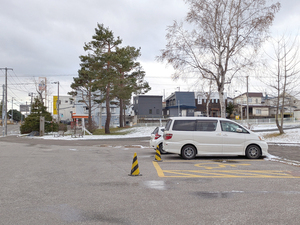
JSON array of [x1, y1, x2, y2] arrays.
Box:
[[33, 77, 46, 105], [261, 35, 300, 134], [158, 0, 280, 118], [195, 75, 217, 117]]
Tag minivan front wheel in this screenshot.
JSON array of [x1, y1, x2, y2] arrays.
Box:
[[181, 145, 197, 160], [246, 145, 261, 159]]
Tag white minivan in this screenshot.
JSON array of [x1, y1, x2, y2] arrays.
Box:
[[163, 117, 268, 159]]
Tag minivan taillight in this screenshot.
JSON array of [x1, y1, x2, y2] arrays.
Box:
[[154, 133, 161, 140], [164, 133, 173, 140]]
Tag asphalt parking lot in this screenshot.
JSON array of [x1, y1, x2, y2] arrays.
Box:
[[0, 135, 300, 224]]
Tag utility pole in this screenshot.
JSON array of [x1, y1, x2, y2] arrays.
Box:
[[57, 81, 60, 122], [0, 67, 13, 136], [178, 100, 180, 116], [11, 97, 14, 123], [246, 76, 249, 122], [2, 85, 4, 137]]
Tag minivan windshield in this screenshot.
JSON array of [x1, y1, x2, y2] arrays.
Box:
[[220, 121, 249, 133]]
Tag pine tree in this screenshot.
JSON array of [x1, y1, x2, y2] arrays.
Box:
[[83, 23, 122, 134], [20, 97, 56, 134], [112, 46, 150, 127], [69, 56, 100, 132], [70, 23, 151, 132]]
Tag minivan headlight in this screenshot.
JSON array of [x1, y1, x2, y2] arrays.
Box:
[[258, 135, 265, 141]]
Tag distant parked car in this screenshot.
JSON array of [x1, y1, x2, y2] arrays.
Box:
[[150, 127, 166, 154], [163, 117, 268, 159]]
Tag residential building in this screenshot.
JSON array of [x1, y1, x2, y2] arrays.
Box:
[[133, 95, 163, 118], [263, 93, 299, 118], [195, 92, 228, 117], [61, 93, 121, 128], [52, 95, 74, 122], [73, 96, 120, 127], [233, 92, 270, 118], [164, 92, 195, 117]]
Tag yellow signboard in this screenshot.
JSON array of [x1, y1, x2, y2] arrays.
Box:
[[53, 96, 58, 115]]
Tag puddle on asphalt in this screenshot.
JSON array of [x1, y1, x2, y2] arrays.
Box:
[[144, 180, 166, 190], [39, 204, 128, 223], [195, 191, 234, 199], [212, 160, 239, 163]]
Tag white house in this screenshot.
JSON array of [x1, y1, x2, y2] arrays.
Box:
[[71, 94, 121, 128], [53, 95, 74, 122]]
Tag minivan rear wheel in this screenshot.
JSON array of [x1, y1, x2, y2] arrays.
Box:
[[159, 143, 167, 154], [181, 145, 197, 160], [246, 145, 261, 159]]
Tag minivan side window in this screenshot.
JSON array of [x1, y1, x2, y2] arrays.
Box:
[[173, 120, 195, 131], [196, 120, 217, 131], [220, 121, 249, 133]]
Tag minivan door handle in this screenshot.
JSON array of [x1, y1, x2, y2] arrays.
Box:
[[223, 134, 228, 137]]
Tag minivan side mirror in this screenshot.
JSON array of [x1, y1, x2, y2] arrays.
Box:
[[236, 128, 243, 133]]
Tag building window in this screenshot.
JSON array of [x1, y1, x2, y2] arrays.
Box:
[[149, 109, 152, 114], [111, 108, 115, 113], [65, 100, 68, 103], [256, 109, 261, 115], [256, 99, 258, 103], [197, 97, 201, 104], [156, 109, 159, 114], [83, 106, 89, 113]]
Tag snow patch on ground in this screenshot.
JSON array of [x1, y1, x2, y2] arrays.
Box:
[[16, 124, 300, 145]]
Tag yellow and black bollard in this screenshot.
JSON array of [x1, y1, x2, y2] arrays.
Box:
[[153, 145, 163, 162], [129, 152, 142, 176]]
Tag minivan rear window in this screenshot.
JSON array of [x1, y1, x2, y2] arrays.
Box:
[[151, 127, 159, 134], [173, 120, 195, 131], [165, 119, 173, 131]]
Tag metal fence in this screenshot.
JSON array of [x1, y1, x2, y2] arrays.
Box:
[[133, 116, 300, 128], [233, 117, 299, 125]]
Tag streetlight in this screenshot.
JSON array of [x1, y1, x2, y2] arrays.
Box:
[[28, 93, 36, 113]]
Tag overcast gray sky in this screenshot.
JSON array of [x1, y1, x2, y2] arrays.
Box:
[[0, 0, 299, 110]]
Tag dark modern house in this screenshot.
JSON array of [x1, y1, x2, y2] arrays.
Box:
[[163, 92, 196, 117], [133, 95, 163, 118]]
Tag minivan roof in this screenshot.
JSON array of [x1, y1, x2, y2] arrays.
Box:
[[169, 117, 229, 121]]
